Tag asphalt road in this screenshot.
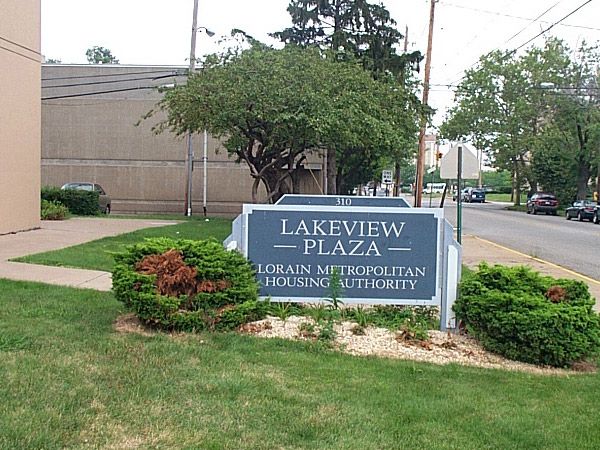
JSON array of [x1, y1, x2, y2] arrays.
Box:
[[440, 200, 600, 281]]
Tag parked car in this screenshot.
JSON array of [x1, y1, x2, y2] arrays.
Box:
[[461, 187, 486, 203], [594, 204, 600, 224], [565, 200, 597, 222], [61, 182, 111, 214], [526, 193, 558, 215]]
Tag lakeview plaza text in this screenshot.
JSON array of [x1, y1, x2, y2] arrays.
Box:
[[278, 218, 409, 256]]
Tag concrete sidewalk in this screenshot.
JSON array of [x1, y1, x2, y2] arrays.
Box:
[[1, 218, 599, 309], [0, 218, 178, 291]]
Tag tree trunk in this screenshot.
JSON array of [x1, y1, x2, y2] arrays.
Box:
[[327, 147, 337, 194], [596, 161, 600, 202], [575, 124, 591, 200], [251, 177, 261, 203], [261, 168, 293, 204], [393, 161, 401, 196], [576, 162, 591, 200], [513, 159, 522, 206]]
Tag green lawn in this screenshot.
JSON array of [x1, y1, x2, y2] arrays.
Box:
[[484, 193, 525, 203], [12, 216, 232, 272], [1, 278, 599, 449]]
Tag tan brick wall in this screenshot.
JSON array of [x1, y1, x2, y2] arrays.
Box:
[[0, 0, 41, 234], [41, 65, 323, 216]]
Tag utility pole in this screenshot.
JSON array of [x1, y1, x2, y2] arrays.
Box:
[[414, 0, 437, 207], [393, 25, 409, 197], [457, 143, 463, 244], [184, 0, 199, 216], [203, 130, 208, 216]]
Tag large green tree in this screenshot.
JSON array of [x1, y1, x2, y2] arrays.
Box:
[[441, 50, 536, 204], [532, 41, 600, 201], [441, 38, 599, 205], [272, 0, 422, 193], [155, 46, 419, 203], [273, 0, 420, 78]]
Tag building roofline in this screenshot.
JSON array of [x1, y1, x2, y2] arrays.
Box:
[[42, 63, 189, 69]]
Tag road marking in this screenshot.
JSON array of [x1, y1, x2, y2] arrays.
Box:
[[470, 235, 600, 286]]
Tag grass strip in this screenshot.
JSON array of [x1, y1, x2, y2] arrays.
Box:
[[1, 279, 600, 449], [12, 217, 232, 272]]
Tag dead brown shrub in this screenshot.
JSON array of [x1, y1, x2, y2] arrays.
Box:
[[135, 250, 231, 299], [545, 285, 567, 303], [136, 250, 197, 297]]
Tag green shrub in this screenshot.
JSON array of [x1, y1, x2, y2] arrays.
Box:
[[41, 186, 99, 215], [456, 263, 600, 367], [40, 199, 69, 220], [112, 238, 263, 332]]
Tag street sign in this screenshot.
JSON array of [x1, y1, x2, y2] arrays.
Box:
[[382, 169, 393, 184], [440, 143, 479, 179]]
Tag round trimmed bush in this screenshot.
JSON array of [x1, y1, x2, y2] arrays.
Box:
[[112, 238, 266, 332], [456, 263, 600, 367]]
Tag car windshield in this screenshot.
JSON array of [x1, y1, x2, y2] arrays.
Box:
[[538, 195, 556, 200]]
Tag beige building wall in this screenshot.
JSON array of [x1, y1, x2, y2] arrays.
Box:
[[42, 65, 323, 216], [0, 0, 41, 234], [424, 134, 438, 168]]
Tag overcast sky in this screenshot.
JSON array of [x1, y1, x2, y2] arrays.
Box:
[[41, 0, 600, 127]]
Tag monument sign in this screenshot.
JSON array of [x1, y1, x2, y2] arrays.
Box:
[[225, 195, 461, 330]]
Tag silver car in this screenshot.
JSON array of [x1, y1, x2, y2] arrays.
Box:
[[61, 182, 111, 214]]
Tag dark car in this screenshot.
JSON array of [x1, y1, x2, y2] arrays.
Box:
[[526, 193, 558, 215], [594, 205, 600, 224], [565, 200, 597, 222], [61, 182, 111, 214], [462, 187, 486, 203]]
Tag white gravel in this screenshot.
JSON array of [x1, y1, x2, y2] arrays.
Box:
[[241, 315, 583, 376]]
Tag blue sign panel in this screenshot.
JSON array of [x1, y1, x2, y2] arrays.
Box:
[[276, 194, 411, 208], [244, 205, 441, 305]]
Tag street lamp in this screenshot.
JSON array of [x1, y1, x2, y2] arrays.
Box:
[[197, 26, 215, 37], [184, 0, 214, 216]]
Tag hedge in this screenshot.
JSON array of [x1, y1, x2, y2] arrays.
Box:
[[455, 263, 600, 367], [41, 186, 99, 215]]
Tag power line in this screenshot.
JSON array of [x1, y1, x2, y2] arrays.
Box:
[[42, 100, 124, 107], [509, 0, 594, 55], [439, 1, 600, 31], [42, 73, 182, 89], [445, 0, 595, 87], [503, 1, 562, 44], [41, 85, 158, 100], [41, 68, 186, 81], [430, 82, 600, 90]]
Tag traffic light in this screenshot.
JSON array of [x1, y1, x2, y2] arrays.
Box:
[[436, 151, 443, 161]]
